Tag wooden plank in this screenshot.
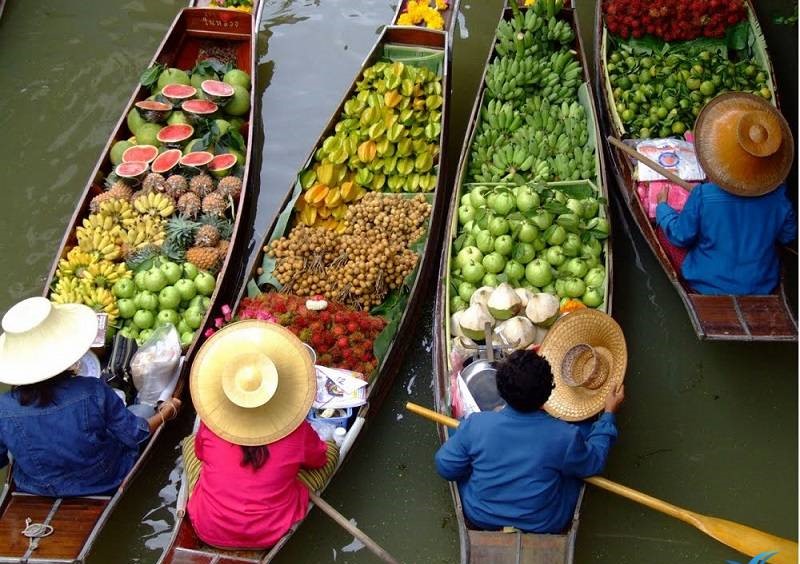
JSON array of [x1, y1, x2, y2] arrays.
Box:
[[737, 295, 798, 338], [468, 530, 570, 564], [0, 496, 53, 558], [687, 295, 748, 338]]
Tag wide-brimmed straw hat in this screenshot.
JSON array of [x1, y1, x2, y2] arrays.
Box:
[[539, 309, 627, 422], [694, 92, 793, 197], [0, 297, 98, 386], [190, 320, 316, 446]]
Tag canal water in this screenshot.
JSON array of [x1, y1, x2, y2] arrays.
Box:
[[0, 1, 796, 562]]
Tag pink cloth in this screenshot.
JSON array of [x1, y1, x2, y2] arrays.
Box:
[[637, 180, 692, 219], [187, 420, 328, 549], [655, 227, 688, 273]]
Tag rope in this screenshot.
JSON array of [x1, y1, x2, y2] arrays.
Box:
[[22, 518, 54, 552]]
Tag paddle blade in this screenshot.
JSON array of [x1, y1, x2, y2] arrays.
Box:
[[696, 514, 797, 564]]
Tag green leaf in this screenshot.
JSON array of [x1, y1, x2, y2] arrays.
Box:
[[140, 63, 165, 90], [453, 233, 467, 253], [255, 255, 281, 290], [191, 58, 233, 80], [725, 21, 750, 51]]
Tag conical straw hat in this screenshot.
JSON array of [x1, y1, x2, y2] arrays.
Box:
[[0, 297, 98, 386], [190, 320, 316, 446], [538, 309, 627, 422], [694, 92, 793, 197]]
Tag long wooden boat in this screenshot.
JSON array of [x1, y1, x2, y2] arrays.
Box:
[[594, 0, 797, 341], [158, 23, 452, 564], [432, 1, 614, 562], [0, 6, 259, 563]]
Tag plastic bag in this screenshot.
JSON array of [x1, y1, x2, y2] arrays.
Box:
[[130, 324, 181, 406]]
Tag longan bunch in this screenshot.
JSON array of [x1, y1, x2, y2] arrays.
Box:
[[268, 194, 431, 309]]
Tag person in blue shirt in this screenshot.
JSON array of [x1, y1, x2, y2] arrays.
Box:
[[435, 348, 624, 534], [655, 92, 797, 295], [0, 297, 181, 497]]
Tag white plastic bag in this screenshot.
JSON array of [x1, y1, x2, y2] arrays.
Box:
[[130, 325, 181, 406]]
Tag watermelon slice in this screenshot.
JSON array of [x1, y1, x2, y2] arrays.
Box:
[[134, 100, 172, 123], [151, 149, 183, 174], [157, 124, 194, 147], [182, 99, 218, 123], [207, 153, 237, 178], [115, 162, 149, 181], [161, 84, 197, 106], [180, 151, 215, 168], [201, 80, 235, 104], [121, 144, 159, 164]]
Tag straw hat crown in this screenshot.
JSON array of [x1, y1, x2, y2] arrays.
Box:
[[190, 320, 316, 446], [538, 309, 627, 422], [694, 92, 793, 197], [0, 297, 99, 386]]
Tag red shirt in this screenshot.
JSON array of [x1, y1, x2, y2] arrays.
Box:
[[187, 420, 328, 548]]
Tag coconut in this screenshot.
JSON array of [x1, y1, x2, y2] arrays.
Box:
[[494, 316, 545, 350], [469, 286, 494, 309], [525, 293, 561, 327], [514, 288, 536, 308], [458, 303, 494, 342], [450, 310, 465, 338], [487, 283, 522, 320], [451, 335, 477, 359]]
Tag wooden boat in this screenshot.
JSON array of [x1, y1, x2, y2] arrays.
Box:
[[594, 0, 797, 341], [0, 6, 258, 563], [158, 23, 452, 564], [431, 2, 614, 562]]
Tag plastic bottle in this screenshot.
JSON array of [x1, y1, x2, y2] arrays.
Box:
[[333, 427, 347, 447]]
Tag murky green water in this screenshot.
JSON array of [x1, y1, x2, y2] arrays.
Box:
[[0, 1, 796, 562]]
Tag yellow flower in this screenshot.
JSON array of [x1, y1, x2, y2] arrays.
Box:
[[524, 0, 536, 6], [434, 0, 448, 10], [423, 8, 445, 29], [397, 13, 415, 25]]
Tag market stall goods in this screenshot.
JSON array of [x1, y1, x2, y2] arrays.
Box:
[[0, 6, 258, 562]]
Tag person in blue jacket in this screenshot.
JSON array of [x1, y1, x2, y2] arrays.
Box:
[[656, 92, 797, 295], [436, 344, 624, 533]]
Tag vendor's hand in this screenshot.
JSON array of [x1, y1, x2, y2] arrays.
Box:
[[158, 398, 182, 422], [656, 186, 669, 203], [604, 383, 625, 414]]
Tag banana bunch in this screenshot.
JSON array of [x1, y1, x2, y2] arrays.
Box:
[[495, 3, 573, 58], [82, 260, 131, 289], [76, 227, 122, 261], [123, 216, 166, 249], [133, 192, 175, 218], [96, 198, 137, 230], [50, 276, 90, 306], [56, 248, 99, 279], [80, 286, 119, 322], [485, 56, 543, 101]]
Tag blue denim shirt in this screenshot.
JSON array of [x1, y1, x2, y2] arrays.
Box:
[[435, 409, 617, 533], [0, 377, 150, 497]]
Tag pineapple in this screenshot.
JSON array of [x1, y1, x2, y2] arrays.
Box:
[[125, 244, 161, 271], [189, 174, 215, 198], [107, 181, 134, 201], [89, 191, 115, 213], [165, 214, 200, 250], [198, 213, 234, 240], [185, 246, 221, 272], [177, 192, 202, 217], [217, 176, 243, 200], [143, 173, 167, 193], [195, 224, 220, 247], [202, 192, 227, 216], [216, 239, 231, 258], [165, 175, 189, 199]]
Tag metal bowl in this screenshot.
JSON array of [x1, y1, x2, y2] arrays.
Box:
[[460, 358, 505, 412]]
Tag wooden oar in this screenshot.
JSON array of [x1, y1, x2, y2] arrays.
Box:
[[607, 135, 694, 191], [405, 401, 798, 564], [307, 490, 399, 563]]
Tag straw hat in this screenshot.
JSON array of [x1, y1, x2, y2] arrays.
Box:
[[0, 297, 98, 386], [694, 92, 793, 197], [538, 309, 627, 422], [190, 320, 316, 446]]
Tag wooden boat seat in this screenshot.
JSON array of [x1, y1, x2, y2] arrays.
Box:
[[688, 293, 797, 340], [468, 529, 570, 564], [0, 492, 110, 561]]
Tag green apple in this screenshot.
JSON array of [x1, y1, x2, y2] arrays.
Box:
[[119, 326, 139, 340], [133, 310, 155, 330], [134, 291, 158, 311], [157, 309, 180, 327], [182, 262, 199, 280], [143, 267, 168, 293], [177, 319, 191, 334], [188, 295, 205, 310], [201, 297, 211, 309], [180, 331, 195, 348], [175, 278, 197, 302], [158, 286, 182, 310], [160, 261, 182, 285], [138, 328, 154, 344], [134, 270, 147, 290], [112, 278, 136, 299], [194, 272, 216, 297], [183, 306, 205, 330], [117, 298, 137, 319]]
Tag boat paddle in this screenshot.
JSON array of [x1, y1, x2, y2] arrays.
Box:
[[307, 489, 399, 564], [606, 135, 799, 257], [405, 401, 798, 564]]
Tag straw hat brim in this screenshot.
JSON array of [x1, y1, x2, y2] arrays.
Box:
[[694, 92, 793, 197], [0, 300, 98, 386], [539, 309, 627, 422], [190, 320, 316, 446]]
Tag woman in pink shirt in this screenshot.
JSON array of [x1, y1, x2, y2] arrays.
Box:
[[186, 320, 330, 549]]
